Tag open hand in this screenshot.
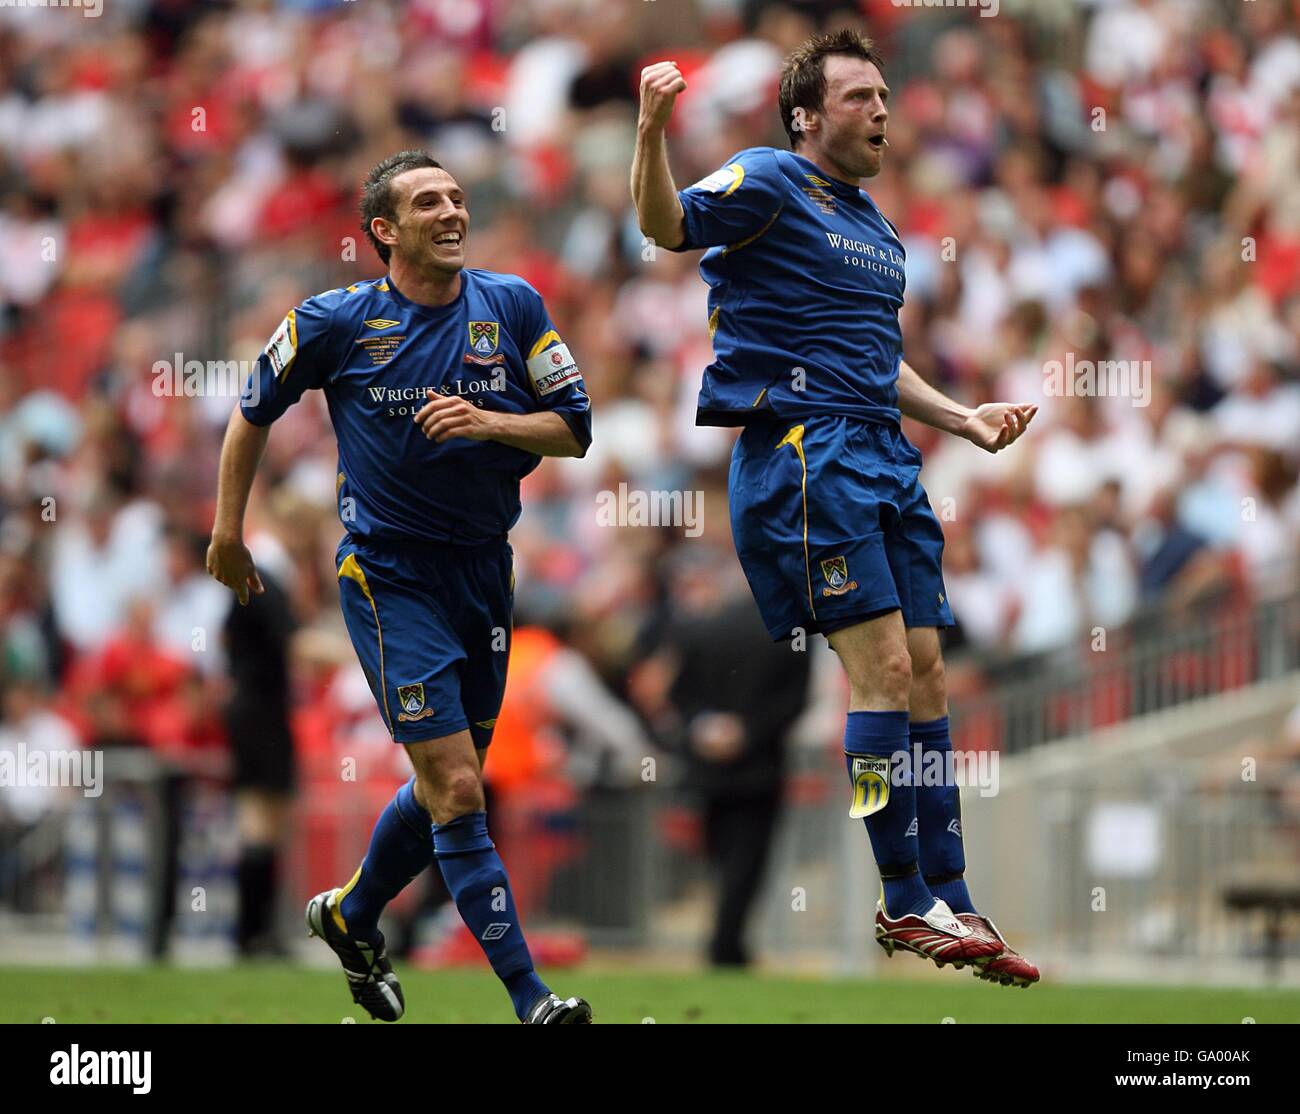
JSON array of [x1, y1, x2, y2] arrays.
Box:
[[206, 536, 264, 606], [959, 403, 1038, 453]]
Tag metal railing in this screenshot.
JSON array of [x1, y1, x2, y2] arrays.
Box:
[[951, 588, 1300, 756], [1032, 778, 1300, 971]]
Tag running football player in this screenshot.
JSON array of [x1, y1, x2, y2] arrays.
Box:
[[208, 151, 595, 1021]]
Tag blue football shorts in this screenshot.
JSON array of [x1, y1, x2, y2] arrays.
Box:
[[728, 415, 954, 641]]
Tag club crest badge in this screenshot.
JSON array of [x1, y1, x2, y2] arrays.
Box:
[[468, 321, 500, 357], [820, 555, 859, 597], [397, 683, 434, 722]]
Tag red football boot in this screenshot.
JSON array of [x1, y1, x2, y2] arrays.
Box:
[[875, 898, 1003, 969], [956, 912, 1040, 987]]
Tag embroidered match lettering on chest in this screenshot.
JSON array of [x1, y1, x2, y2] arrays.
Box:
[[353, 334, 406, 366]]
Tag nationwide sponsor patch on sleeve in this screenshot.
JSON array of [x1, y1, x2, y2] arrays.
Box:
[[687, 162, 743, 194], [526, 341, 582, 396], [264, 311, 297, 381]]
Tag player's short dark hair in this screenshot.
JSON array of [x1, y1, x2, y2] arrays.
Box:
[[778, 29, 885, 149], [360, 150, 444, 265]]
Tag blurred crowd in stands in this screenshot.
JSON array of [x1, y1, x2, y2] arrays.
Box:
[[0, 0, 1298, 933]]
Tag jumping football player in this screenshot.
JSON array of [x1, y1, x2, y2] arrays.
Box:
[[208, 151, 595, 1022], [632, 31, 1040, 985]]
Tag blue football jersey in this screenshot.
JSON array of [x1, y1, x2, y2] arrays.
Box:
[[241, 269, 592, 545], [674, 146, 906, 427]]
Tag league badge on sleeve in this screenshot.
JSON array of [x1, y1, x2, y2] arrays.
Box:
[[264, 310, 298, 381], [527, 341, 582, 396], [688, 162, 744, 195]]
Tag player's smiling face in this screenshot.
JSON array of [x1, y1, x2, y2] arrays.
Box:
[[807, 56, 890, 182], [388, 167, 469, 275]]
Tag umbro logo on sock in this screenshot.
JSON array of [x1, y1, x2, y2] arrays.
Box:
[[481, 922, 511, 941], [905, 817, 918, 837], [947, 819, 962, 837]]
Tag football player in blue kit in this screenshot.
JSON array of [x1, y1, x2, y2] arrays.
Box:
[[632, 31, 1040, 985], [208, 151, 594, 1022]]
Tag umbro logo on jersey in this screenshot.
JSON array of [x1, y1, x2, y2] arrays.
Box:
[[363, 318, 401, 329]]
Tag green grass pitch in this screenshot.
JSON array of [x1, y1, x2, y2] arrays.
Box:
[[2, 966, 1298, 1023]]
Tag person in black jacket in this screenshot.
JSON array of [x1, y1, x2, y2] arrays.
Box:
[[639, 545, 812, 967], [222, 564, 297, 957]]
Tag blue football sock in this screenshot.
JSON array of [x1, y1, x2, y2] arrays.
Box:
[[432, 810, 548, 1020], [912, 716, 976, 915], [844, 710, 933, 917], [337, 777, 433, 942]]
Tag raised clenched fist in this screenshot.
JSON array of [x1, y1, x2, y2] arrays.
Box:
[[638, 61, 687, 133]]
